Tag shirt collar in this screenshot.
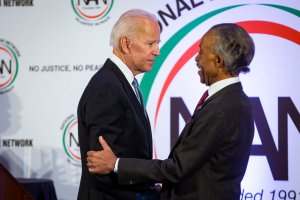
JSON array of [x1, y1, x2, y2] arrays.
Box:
[[208, 77, 240, 98], [110, 53, 134, 84]]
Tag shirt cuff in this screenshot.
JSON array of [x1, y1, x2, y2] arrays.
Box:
[[114, 158, 120, 173]]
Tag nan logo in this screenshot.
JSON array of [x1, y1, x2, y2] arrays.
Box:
[[71, 0, 114, 26], [61, 114, 81, 166], [0, 39, 20, 94]]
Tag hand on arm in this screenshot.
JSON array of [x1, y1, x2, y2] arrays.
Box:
[[87, 136, 117, 174]]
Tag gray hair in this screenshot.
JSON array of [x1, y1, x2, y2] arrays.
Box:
[[210, 23, 255, 75], [110, 9, 159, 48]]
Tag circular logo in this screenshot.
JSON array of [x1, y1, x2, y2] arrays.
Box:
[[71, 0, 114, 25], [62, 114, 81, 166], [0, 39, 19, 93]]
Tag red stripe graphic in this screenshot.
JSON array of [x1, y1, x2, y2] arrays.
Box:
[[76, 3, 108, 19], [154, 21, 300, 128]]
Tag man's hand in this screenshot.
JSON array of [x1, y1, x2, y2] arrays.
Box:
[[87, 136, 117, 174]]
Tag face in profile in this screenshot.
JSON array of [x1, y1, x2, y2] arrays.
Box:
[[126, 18, 160, 75], [195, 30, 220, 86]]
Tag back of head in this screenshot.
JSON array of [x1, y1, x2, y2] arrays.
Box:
[[209, 23, 255, 75], [110, 9, 158, 49]]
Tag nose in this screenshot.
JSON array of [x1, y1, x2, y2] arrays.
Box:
[[153, 43, 160, 56]]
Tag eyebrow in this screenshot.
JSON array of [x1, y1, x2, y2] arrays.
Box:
[[147, 39, 161, 43]]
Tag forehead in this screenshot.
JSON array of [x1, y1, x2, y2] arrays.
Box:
[[136, 19, 160, 39], [200, 30, 215, 49]]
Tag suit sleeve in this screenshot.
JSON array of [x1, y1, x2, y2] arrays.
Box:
[[84, 83, 126, 153], [118, 102, 226, 184]]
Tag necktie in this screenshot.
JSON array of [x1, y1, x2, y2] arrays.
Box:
[[195, 90, 208, 110], [132, 78, 147, 116]]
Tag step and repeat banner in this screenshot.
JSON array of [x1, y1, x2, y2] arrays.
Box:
[[1, 0, 299, 199]]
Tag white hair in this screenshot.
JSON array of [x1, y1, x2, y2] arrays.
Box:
[[110, 9, 159, 48]]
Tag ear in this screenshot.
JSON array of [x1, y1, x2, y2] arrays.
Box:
[[119, 36, 130, 54], [214, 54, 224, 68]]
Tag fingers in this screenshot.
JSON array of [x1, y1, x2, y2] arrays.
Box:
[[87, 151, 100, 163], [87, 156, 111, 174], [88, 165, 101, 174], [99, 136, 112, 151], [87, 151, 97, 157], [88, 165, 110, 174], [86, 156, 102, 173], [87, 163, 98, 173], [86, 154, 95, 167], [86, 136, 115, 175], [87, 151, 101, 167]]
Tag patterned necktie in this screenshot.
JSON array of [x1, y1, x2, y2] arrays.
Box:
[[132, 78, 147, 116], [195, 90, 208, 110]]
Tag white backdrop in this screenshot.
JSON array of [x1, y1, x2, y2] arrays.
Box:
[[0, 0, 300, 199]]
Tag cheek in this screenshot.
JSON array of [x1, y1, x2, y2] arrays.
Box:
[[200, 56, 214, 70], [133, 47, 148, 58], [131, 43, 145, 55], [199, 57, 207, 68], [132, 52, 148, 67], [139, 51, 151, 62]]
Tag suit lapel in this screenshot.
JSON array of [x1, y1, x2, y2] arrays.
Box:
[[105, 59, 153, 157], [169, 82, 243, 157], [192, 82, 243, 118]]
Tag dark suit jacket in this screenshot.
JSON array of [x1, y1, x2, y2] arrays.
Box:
[[77, 59, 155, 200], [118, 82, 254, 200]]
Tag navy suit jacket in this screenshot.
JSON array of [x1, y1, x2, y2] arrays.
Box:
[[77, 59, 154, 200], [118, 82, 254, 200]]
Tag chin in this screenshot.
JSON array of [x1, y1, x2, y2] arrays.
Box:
[[143, 66, 153, 72]]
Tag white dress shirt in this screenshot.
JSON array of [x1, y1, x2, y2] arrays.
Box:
[[110, 54, 140, 98], [206, 77, 240, 100]]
